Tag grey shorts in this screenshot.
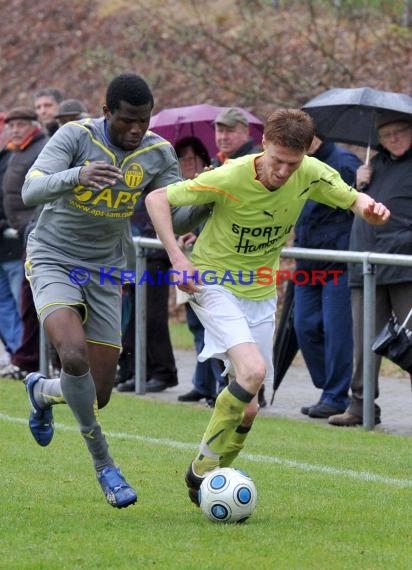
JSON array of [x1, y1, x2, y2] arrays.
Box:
[[25, 257, 123, 349]]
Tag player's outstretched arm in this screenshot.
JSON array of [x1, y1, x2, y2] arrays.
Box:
[[350, 192, 391, 225], [146, 188, 201, 293]]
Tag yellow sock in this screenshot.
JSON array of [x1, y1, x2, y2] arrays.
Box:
[[193, 383, 253, 476], [219, 425, 251, 468]]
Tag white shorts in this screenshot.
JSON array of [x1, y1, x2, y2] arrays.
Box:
[[188, 285, 276, 382]]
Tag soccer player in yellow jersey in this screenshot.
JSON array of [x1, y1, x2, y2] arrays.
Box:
[[146, 108, 390, 506]]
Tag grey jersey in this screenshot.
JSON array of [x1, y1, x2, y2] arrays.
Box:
[[23, 117, 181, 268]]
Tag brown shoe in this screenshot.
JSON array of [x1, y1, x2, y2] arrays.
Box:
[[328, 411, 363, 427]]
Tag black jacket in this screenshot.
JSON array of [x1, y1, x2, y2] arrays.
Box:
[[0, 148, 23, 262], [349, 146, 412, 286], [2, 131, 48, 237]]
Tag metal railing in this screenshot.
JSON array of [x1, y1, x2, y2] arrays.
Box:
[[38, 238, 412, 432], [132, 238, 412, 431]]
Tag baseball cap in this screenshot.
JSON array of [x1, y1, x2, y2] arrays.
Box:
[[55, 99, 88, 119], [5, 107, 38, 123], [214, 107, 249, 128], [375, 110, 412, 130]]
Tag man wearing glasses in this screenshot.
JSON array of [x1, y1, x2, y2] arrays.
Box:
[[329, 111, 412, 427]]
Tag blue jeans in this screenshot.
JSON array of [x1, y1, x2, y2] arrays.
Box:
[[0, 260, 23, 354], [294, 271, 353, 409], [185, 303, 225, 397]]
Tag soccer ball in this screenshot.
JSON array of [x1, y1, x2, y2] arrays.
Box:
[[199, 467, 257, 523]]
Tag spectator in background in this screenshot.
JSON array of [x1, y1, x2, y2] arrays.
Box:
[[329, 111, 412, 427], [55, 99, 89, 126], [294, 135, 362, 418], [0, 115, 23, 368], [211, 107, 261, 166], [175, 136, 209, 180], [0, 107, 48, 379], [33, 87, 64, 136], [3, 92, 75, 381], [174, 137, 225, 406]]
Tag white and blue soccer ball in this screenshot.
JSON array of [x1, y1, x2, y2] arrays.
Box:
[[199, 467, 257, 523]]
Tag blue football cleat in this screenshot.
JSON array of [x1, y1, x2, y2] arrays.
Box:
[[26, 372, 54, 447], [97, 466, 137, 508]]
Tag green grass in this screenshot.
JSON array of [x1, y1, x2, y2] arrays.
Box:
[[169, 319, 194, 350], [2, 379, 412, 569]]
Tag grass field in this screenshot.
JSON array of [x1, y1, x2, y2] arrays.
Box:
[[169, 320, 194, 350], [1, 378, 412, 570]]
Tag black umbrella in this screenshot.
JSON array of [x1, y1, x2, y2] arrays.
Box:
[[271, 279, 299, 404], [302, 87, 412, 160], [371, 308, 412, 374]]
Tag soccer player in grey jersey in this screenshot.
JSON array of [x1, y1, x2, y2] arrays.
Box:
[[21, 73, 181, 508]]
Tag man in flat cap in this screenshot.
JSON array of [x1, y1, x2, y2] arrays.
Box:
[[212, 107, 261, 167], [0, 107, 48, 380], [2, 107, 46, 240]]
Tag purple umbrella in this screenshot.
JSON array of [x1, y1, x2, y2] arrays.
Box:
[[149, 104, 264, 157]]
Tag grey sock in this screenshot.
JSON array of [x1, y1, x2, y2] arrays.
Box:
[[60, 369, 114, 471], [33, 377, 65, 408]]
